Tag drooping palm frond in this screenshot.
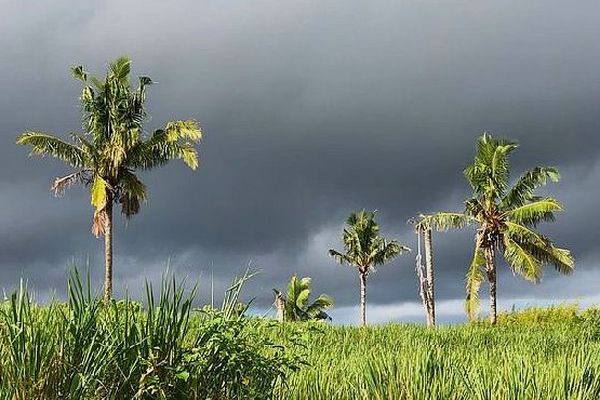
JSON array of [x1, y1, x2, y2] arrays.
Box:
[[17, 133, 87, 168], [519, 242, 574, 275], [51, 171, 88, 197], [502, 236, 543, 282], [118, 169, 147, 218], [426, 212, 474, 232], [465, 239, 485, 320]]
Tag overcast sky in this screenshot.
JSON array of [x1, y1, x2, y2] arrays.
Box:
[[0, 0, 599, 324]]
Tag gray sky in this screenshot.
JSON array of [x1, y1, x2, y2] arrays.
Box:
[[1, 0, 599, 324]]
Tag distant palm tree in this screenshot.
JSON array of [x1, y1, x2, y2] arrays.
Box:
[[428, 133, 574, 324], [17, 56, 202, 301], [329, 210, 409, 326], [274, 275, 334, 322]]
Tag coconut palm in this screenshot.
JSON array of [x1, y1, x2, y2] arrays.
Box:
[[17, 56, 201, 301], [427, 133, 574, 324], [411, 214, 436, 327], [329, 210, 409, 326], [274, 275, 334, 322]]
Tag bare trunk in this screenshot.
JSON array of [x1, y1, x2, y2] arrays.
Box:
[[424, 228, 435, 327], [484, 246, 497, 325], [359, 270, 367, 326], [274, 290, 286, 322], [103, 195, 113, 303]]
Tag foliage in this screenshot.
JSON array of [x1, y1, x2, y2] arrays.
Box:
[[0, 269, 305, 399], [329, 210, 409, 273], [273, 312, 600, 399], [17, 56, 201, 235], [426, 133, 574, 319], [280, 275, 334, 322]]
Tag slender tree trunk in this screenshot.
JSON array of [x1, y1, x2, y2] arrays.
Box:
[[359, 270, 367, 326], [484, 246, 497, 325], [274, 290, 286, 322], [424, 227, 435, 327], [103, 194, 113, 303]]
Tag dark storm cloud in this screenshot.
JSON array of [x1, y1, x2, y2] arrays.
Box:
[[0, 0, 599, 320]]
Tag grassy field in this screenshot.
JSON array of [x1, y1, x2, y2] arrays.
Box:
[[274, 314, 600, 400], [0, 272, 599, 399]]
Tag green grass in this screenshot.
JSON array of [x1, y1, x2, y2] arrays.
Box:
[[270, 312, 600, 400], [0, 270, 599, 399]]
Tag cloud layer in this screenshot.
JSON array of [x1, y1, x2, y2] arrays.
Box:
[[0, 0, 598, 322]]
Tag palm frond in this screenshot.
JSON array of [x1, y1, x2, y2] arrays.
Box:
[[505, 197, 562, 226], [465, 239, 485, 320], [17, 132, 86, 167], [500, 166, 560, 210], [52, 171, 87, 197], [118, 170, 147, 218], [502, 236, 543, 282], [426, 212, 474, 232]]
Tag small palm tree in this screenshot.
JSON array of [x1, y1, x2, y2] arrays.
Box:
[[273, 275, 334, 322], [17, 57, 202, 301], [329, 210, 409, 326], [428, 133, 574, 324]]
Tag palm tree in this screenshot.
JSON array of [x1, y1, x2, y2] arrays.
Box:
[[329, 210, 409, 326], [428, 133, 574, 324], [273, 275, 334, 322], [411, 214, 435, 327], [17, 56, 202, 301]]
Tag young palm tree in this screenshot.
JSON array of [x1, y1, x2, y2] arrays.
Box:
[[274, 275, 334, 322], [329, 210, 409, 326], [428, 133, 574, 324], [17, 57, 202, 301], [411, 214, 436, 327]]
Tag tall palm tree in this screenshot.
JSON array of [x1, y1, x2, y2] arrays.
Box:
[[329, 210, 409, 326], [274, 275, 334, 322], [428, 133, 574, 324], [411, 214, 435, 327], [17, 56, 202, 301]]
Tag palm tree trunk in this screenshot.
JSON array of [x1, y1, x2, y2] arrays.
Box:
[[274, 290, 286, 322], [359, 270, 367, 326], [103, 195, 113, 303], [424, 227, 435, 327], [484, 246, 497, 325]]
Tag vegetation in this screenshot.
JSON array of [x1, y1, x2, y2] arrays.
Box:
[[274, 306, 600, 399], [0, 270, 304, 399], [426, 133, 574, 324], [329, 210, 410, 326], [9, 55, 586, 398], [273, 275, 334, 322], [17, 57, 202, 301]]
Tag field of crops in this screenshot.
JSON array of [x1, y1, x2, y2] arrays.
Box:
[[275, 317, 600, 400], [1, 271, 599, 399]]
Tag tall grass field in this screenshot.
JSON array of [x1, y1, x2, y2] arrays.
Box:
[[0, 271, 599, 399]]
